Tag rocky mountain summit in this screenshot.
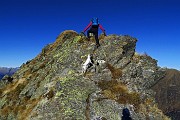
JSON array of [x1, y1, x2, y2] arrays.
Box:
[[0, 30, 170, 120]]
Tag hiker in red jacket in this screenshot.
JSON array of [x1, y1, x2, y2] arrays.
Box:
[[81, 17, 106, 48]]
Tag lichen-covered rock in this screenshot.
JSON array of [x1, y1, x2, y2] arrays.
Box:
[[0, 30, 170, 120]]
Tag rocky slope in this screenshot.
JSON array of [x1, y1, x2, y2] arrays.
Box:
[[152, 69, 180, 120], [0, 30, 170, 120], [0, 67, 18, 80]]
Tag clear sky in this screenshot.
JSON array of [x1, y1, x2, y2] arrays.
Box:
[[0, 0, 180, 69]]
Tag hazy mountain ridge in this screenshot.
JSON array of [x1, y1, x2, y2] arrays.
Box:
[[152, 69, 180, 120], [0, 67, 19, 80], [0, 30, 173, 120]]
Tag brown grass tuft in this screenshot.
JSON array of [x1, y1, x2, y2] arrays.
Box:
[[98, 80, 141, 109], [18, 97, 42, 120], [0, 78, 27, 97], [0, 78, 42, 120], [1, 95, 42, 120], [106, 63, 122, 79]]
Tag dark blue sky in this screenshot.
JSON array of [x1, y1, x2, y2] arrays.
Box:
[[0, 0, 180, 69]]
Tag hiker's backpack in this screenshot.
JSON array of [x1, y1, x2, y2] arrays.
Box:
[[91, 17, 99, 25]]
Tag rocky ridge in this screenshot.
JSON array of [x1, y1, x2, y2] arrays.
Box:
[[0, 30, 169, 120]]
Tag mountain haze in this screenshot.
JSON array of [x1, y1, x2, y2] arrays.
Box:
[[0, 67, 19, 80]]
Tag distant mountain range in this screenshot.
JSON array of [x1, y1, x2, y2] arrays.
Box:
[[0, 67, 19, 80], [152, 69, 180, 120]]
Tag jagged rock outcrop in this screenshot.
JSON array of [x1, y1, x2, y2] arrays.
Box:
[[0, 30, 169, 120], [152, 69, 180, 120]]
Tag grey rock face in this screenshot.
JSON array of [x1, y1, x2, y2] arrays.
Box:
[[0, 30, 170, 120]]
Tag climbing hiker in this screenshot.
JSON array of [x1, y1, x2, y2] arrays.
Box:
[[121, 108, 132, 120], [81, 17, 106, 48]]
